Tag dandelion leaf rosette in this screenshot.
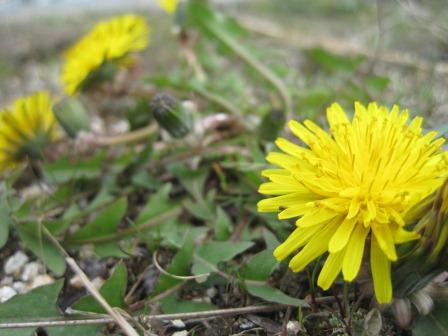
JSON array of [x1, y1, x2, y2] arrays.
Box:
[[258, 102, 448, 303]]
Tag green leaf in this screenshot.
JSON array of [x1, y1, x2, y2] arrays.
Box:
[[135, 184, 175, 225], [245, 283, 307, 307], [414, 299, 448, 336], [214, 207, 232, 241], [0, 281, 101, 336], [131, 170, 161, 190], [95, 242, 129, 258], [263, 229, 280, 251], [73, 262, 127, 314], [161, 296, 216, 314], [186, 1, 249, 56], [0, 184, 11, 248], [16, 222, 66, 276], [240, 249, 277, 281], [42, 151, 106, 183], [169, 163, 208, 201], [365, 75, 389, 93], [151, 236, 195, 297], [305, 48, 364, 73], [83, 188, 116, 214], [192, 241, 254, 278], [67, 197, 127, 243]]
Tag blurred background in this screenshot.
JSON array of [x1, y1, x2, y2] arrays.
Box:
[[1, 0, 448, 128]]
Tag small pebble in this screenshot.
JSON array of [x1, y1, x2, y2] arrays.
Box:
[[239, 320, 256, 330], [78, 244, 95, 259], [0, 276, 13, 286], [21, 262, 43, 282], [286, 320, 301, 336], [0, 286, 17, 302], [206, 287, 217, 298], [29, 275, 54, 290], [69, 275, 84, 289], [171, 319, 185, 329], [21, 183, 52, 200], [172, 331, 188, 336], [4, 251, 29, 275], [12, 281, 26, 293]]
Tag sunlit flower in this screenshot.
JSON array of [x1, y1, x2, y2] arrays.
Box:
[[0, 92, 56, 172], [157, 0, 178, 13], [258, 102, 448, 303], [61, 14, 150, 95]]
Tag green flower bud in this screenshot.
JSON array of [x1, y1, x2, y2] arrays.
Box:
[[54, 97, 90, 138], [394, 179, 448, 298], [150, 93, 192, 138]]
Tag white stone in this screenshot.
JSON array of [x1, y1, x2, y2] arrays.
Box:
[[12, 281, 26, 293], [172, 331, 188, 336], [29, 275, 54, 290], [0, 276, 13, 286], [206, 287, 217, 298], [171, 319, 185, 328], [78, 244, 95, 259], [4, 251, 29, 275], [21, 262, 42, 282], [0, 286, 17, 302], [286, 320, 301, 335], [69, 275, 84, 289]]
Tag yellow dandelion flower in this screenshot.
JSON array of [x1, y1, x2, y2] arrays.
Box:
[[61, 14, 150, 95], [258, 102, 448, 304], [0, 91, 56, 172], [157, 0, 179, 13]]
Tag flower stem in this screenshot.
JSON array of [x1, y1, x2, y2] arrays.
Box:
[[343, 282, 352, 332], [198, 17, 292, 117], [192, 85, 243, 118], [95, 123, 158, 146]]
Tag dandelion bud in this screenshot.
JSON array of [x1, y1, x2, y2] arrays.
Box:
[[394, 179, 448, 299], [149, 93, 192, 138], [54, 98, 90, 138]]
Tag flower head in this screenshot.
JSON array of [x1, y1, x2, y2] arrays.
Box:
[[61, 14, 150, 95], [157, 0, 179, 13], [258, 102, 448, 303], [0, 92, 56, 172]]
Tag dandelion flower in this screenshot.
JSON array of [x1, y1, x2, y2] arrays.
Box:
[[61, 14, 150, 95], [0, 92, 56, 172], [258, 102, 448, 303], [157, 0, 178, 13]]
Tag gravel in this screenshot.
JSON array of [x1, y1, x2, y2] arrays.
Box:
[[3, 251, 29, 275], [0, 286, 17, 303]]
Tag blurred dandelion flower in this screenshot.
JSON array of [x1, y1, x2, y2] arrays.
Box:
[[157, 0, 179, 13], [0, 92, 56, 172], [61, 14, 150, 95], [258, 102, 448, 303]]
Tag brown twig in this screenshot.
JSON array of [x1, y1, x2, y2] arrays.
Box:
[[41, 226, 139, 336], [230, 211, 248, 242], [152, 250, 211, 280], [0, 294, 352, 330], [0, 304, 288, 329], [66, 258, 139, 336]]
